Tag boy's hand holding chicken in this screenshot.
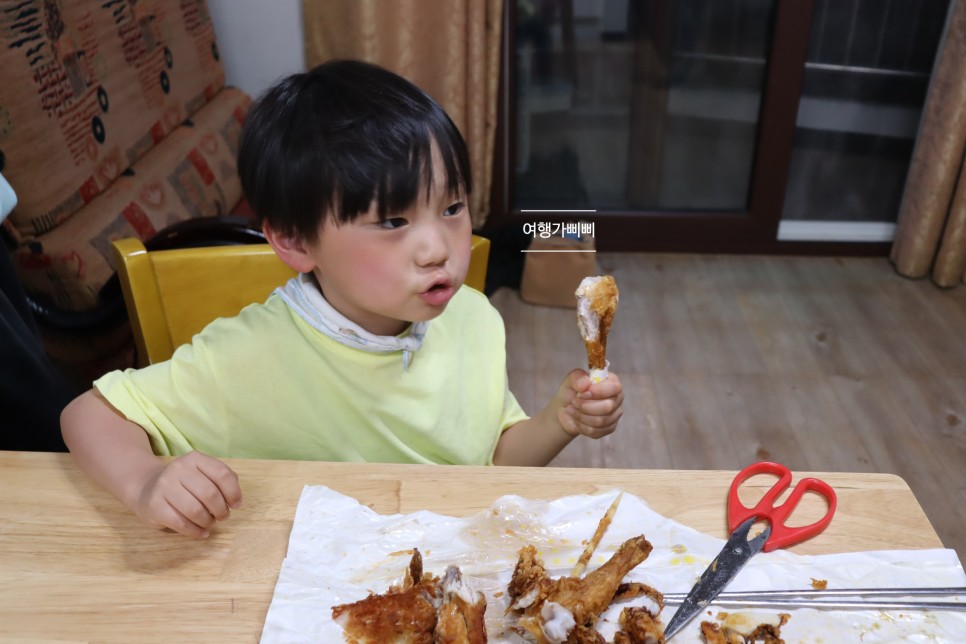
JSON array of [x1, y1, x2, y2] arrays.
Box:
[[493, 275, 623, 466]]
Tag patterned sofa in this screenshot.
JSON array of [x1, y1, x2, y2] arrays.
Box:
[[0, 0, 251, 320]]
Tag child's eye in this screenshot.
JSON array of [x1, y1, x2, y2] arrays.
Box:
[[379, 217, 408, 229], [444, 202, 465, 217]]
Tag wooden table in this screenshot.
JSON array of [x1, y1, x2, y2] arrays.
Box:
[[0, 451, 947, 642]]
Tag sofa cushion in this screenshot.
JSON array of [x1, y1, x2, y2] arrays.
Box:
[[14, 87, 250, 312], [0, 0, 225, 241]]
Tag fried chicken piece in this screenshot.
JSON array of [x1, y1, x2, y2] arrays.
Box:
[[566, 624, 606, 643], [547, 536, 652, 626], [509, 535, 653, 643], [331, 577, 440, 644], [436, 566, 487, 644], [575, 275, 619, 381], [700, 622, 732, 644], [744, 614, 788, 643], [508, 545, 548, 605], [613, 606, 665, 644], [333, 548, 489, 644], [612, 582, 664, 612], [699, 614, 789, 644], [744, 624, 784, 643], [407, 547, 425, 586]]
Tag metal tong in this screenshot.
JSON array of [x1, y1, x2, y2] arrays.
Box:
[[662, 586, 966, 611]]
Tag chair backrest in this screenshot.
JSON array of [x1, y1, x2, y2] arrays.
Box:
[[112, 235, 491, 367]]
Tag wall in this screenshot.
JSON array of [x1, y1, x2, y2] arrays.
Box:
[[207, 0, 307, 99]]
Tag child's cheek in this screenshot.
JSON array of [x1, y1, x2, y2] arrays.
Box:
[[353, 248, 399, 286]]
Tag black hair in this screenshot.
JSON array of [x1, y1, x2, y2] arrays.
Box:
[[237, 59, 472, 241]]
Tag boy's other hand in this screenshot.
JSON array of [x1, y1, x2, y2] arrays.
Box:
[[133, 451, 242, 539], [556, 369, 624, 439]]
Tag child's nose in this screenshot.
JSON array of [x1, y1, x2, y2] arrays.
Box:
[[416, 225, 449, 267]]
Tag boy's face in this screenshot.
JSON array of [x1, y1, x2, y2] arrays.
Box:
[[302, 162, 472, 337]]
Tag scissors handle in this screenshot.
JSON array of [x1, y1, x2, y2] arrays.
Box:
[[728, 461, 837, 552]]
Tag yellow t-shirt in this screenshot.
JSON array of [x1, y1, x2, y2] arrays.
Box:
[[94, 287, 528, 465]]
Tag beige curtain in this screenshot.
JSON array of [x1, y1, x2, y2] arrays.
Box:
[[891, 0, 966, 288], [302, 0, 503, 229]]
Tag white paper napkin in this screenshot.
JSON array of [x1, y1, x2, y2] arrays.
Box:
[[261, 487, 966, 643]]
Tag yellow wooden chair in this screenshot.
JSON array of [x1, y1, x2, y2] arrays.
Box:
[[112, 235, 491, 367]]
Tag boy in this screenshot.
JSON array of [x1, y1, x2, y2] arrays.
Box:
[[61, 60, 624, 539]]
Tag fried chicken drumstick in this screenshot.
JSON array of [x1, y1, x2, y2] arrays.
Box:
[[507, 535, 663, 644], [575, 276, 619, 383]]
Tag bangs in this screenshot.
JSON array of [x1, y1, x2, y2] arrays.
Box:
[[332, 116, 471, 225]]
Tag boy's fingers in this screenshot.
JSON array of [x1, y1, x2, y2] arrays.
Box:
[[568, 417, 618, 439], [158, 498, 211, 539], [569, 405, 622, 430], [166, 483, 217, 529], [196, 458, 243, 510], [180, 470, 231, 522], [572, 395, 622, 417], [573, 392, 623, 420]]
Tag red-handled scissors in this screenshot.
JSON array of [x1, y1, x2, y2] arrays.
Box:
[[728, 461, 837, 552], [664, 462, 837, 639]]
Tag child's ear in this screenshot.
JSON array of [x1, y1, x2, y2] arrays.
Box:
[[263, 222, 317, 274]]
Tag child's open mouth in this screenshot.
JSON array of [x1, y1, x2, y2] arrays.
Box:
[[420, 281, 455, 306]]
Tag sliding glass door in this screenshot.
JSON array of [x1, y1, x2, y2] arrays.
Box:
[[779, 0, 951, 243], [497, 0, 951, 253]]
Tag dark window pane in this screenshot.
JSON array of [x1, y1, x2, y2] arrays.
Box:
[[782, 0, 951, 223], [513, 0, 774, 212]]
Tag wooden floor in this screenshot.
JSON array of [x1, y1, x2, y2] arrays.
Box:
[[489, 253, 966, 564]]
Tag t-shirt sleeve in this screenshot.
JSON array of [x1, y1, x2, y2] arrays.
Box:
[[93, 337, 229, 457]]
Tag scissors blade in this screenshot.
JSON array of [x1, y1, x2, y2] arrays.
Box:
[[663, 517, 771, 640]]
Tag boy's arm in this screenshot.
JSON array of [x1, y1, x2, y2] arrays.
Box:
[[492, 370, 623, 466], [61, 389, 241, 538]]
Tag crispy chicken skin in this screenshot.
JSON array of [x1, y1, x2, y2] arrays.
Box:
[[508, 535, 654, 643], [575, 276, 619, 371], [331, 579, 440, 644], [332, 549, 487, 644]]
